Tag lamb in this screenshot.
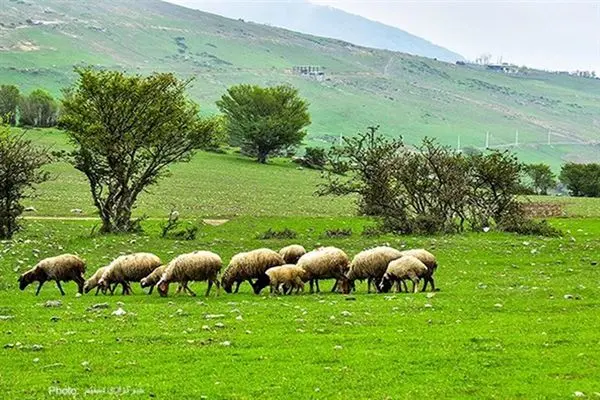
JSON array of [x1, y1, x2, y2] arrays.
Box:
[[156, 251, 222, 297], [221, 248, 285, 294], [278, 245, 306, 264], [18, 254, 86, 296], [140, 265, 168, 295], [378, 255, 429, 293], [344, 246, 404, 293], [98, 253, 162, 295], [296, 247, 349, 293], [265, 265, 307, 295], [398, 249, 438, 291]]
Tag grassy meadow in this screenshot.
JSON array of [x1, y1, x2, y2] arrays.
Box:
[[1, 127, 600, 398]]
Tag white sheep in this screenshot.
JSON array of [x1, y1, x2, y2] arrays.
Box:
[[98, 253, 162, 295], [156, 251, 222, 297], [296, 247, 349, 293], [345, 246, 403, 293], [398, 249, 438, 291], [83, 266, 113, 295], [378, 255, 428, 293], [265, 265, 307, 295], [279, 245, 307, 264], [18, 254, 86, 296], [221, 248, 285, 294]]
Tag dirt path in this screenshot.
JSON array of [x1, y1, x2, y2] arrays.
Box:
[[21, 216, 230, 226]]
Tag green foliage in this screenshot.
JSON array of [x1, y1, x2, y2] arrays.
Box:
[[60, 68, 217, 233], [0, 85, 20, 125], [257, 227, 298, 240], [217, 84, 311, 163], [523, 163, 556, 195], [0, 123, 50, 239], [19, 89, 58, 128], [300, 146, 328, 169], [498, 218, 563, 237], [323, 228, 352, 238], [559, 163, 600, 197]]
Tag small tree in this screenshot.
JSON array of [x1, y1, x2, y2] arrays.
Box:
[[216, 84, 310, 163], [301, 147, 328, 170], [20, 89, 59, 127], [523, 163, 556, 195], [0, 123, 50, 239], [60, 68, 216, 233], [0, 85, 21, 126]]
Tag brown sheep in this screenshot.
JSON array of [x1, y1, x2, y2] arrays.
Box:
[[297, 247, 349, 293], [378, 256, 428, 293], [398, 249, 438, 291], [221, 249, 285, 294], [18, 254, 86, 296], [156, 251, 222, 297], [279, 245, 307, 264], [98, 253, 162, 295]]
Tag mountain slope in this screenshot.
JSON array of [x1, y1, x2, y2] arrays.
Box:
[[1, 0, 600, 169], [168, 0, 465, 63]]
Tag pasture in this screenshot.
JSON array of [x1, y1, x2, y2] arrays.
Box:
[[1, 215, 600, 399]]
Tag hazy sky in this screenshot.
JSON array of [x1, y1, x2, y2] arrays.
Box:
[[169, 0, 600, 72]]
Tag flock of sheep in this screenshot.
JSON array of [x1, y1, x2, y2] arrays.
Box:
[[17, 245, 438, 297]]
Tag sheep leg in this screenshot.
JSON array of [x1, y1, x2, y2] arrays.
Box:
[[427, 277, 436, 292], [148, 285, 154, 295], [74, 275, 85, 294], [367, 277, 372, 293], [205, 280, 213, 296], [309, 279, 314, 293], [186, 285, 197, 297], [234, 281, 242, 293], [401, 280, 408, 293], [412, 279, 419, 293], [55, 280, 65, 296], [330, 280, 338, 293], [35, 280, 46, 296], [315, 280, 321, 293], [422, 276, 429, 292], [95, 286, 101, 296]]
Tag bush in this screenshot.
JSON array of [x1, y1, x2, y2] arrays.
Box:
[[499, 219, 562, 237], [300, 147, 327, 169], [323, 228, 352, 238], [257, 228, 298, 240]]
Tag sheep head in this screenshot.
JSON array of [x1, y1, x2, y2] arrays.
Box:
[[18, 267, 42, 291], [157, 279, 169, 297], [378, 274, 394, 293]]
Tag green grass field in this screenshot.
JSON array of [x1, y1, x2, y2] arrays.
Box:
[[2, 130, 600, 398], [1, 217, 600, 399]]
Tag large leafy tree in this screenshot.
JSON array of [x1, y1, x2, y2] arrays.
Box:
[[0, 123, 50, 239], [523, 163, 556, 195], [559, 163, 600, 197], [60, 68, 216, 233], [0, 85, 21, 126], [216, 84, 311, 163]]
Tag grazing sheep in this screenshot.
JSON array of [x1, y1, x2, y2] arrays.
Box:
[[140, 265, 169, 295], [279, 245, 306, 264], [344, 246, 403, 293], [398, 249, 438, 291], [221, 248, 285, 294], [18, 254, 86, 296], [156, 251, 222, 297], [98, 253, 162, 295], [297, 247, 349, 293], [378, 256, 428, 293], [83, 266, 114, 295], [265, 265, 307, 295]]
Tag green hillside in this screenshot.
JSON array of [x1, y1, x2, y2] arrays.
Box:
[[1, 0, 600, 169]]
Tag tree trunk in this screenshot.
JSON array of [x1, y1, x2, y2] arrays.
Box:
[[257, 153, 268, 164]]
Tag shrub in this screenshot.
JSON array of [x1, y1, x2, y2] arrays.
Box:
[[257, 228, 298, 240], [323, 228, 352, 238], [301, 147, 327, 169]]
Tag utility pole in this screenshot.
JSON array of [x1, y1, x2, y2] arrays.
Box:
[[548, 131, 551, 145], [485, 131, 490, 149], [457, 135, 461, 152], [515, 130, 519, 146]]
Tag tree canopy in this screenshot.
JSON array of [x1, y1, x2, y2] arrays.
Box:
[[60, 68, 217, 233], [216, 84, 311, 163]]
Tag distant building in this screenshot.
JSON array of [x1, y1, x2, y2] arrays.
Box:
[[293, 66, 326, 81]]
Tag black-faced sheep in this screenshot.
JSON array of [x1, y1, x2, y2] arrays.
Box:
[[278, 245, 306, 264], [378, 255, 428, 293], [221, 248, 285, 294], [344, 246, 403, 293], [265, 265, 307, 295], [398, 249, 438, 291], [156, 251, 222, 297], [98, 253, 162, 295], [18, 254, 86, 296], [296, 247, 349, 293]]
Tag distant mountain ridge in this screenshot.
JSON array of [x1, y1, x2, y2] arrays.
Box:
[[169, 0, 465, 62]]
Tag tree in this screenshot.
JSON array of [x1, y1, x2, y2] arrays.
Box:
[[559, 163, 600, 197], [0, 85, 21, 126], [0, 123, 51, 239], [523, 163, 556, 195], [20, 89, 59, 127], [216, 84, 310, 163], [60, 68, 217, 233]]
